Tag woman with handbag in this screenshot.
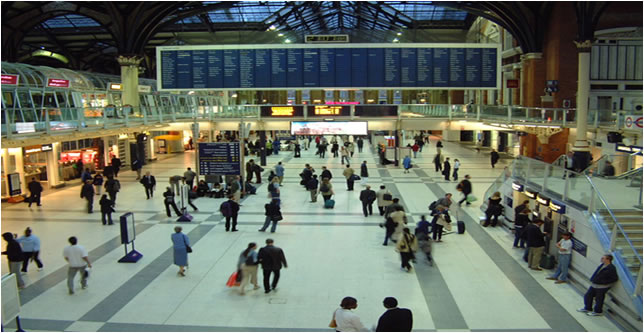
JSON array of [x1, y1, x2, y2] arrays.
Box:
[[171, 226, 191, 276], [330, 297, 369, 332], [238, 242, 260, 295], [396, 228, 418, 272], [259, 198, 282, 233], [99, 194, 115, 225]]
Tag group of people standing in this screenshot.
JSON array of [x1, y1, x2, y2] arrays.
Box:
[[330, 296, 413, 331]]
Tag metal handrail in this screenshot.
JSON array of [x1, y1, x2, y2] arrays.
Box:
[[615, 167, 644, 179], [586, 174, 643, 265]]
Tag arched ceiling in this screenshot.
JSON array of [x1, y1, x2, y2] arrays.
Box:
[[1, 1, 636, 77]]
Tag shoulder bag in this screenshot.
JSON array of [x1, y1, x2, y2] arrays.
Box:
[[329, 309, 338, 328], [183, 235, 193, 253]]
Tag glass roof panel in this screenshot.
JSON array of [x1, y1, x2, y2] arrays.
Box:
[[388, 2, 468, 21], [43, 14, 101, 28]]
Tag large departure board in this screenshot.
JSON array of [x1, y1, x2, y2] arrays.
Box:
[[157, 44, 500, 91]]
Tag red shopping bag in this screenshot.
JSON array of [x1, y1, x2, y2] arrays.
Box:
[[226, 271, 238, 287]]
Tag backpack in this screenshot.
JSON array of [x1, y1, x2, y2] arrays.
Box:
[[220, 201, 232, 217], [244, 253, 256, 265], [428, 201, 438, 211], [320, 184, 330, 193]]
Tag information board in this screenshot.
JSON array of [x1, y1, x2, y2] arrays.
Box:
[[158, 44, 500, 90], [198, 142, 241, 175]]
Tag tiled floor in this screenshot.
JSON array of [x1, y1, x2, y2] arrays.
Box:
[[1, 136, 623, 332]]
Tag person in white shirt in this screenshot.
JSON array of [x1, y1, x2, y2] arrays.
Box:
[[452, 159, 461, 181], [333, 297, 369, 332], [546, 232, 573, 284], [63, 236, 92, 295]]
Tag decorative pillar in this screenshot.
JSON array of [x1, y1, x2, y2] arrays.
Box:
[[520, 53, 545, 107], [45, 142, 62, 187], [572, 40, 592, 169], [117, 55, 143, 110]]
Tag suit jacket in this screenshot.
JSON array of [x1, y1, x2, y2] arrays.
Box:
[[28, 180, 43, 194], [140, 175, 156, 188], [360, 189, 376, 203], [258, 245, 287, 270], [376, 308, 413, 332]]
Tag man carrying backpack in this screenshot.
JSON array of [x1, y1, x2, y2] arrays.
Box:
[[220, 195, 240, 232]]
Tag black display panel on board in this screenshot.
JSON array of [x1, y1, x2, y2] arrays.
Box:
[[198, 142, 241, 175], [355, 105, 398, 117], [158, 44, 499, 90]]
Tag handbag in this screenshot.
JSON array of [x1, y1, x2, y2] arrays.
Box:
[[329, 310, 338, 328], [226, 271, 239, 287], [383, 193, 393, 201], [352, 174, 361, 181], [273, 213, 283, 221], [183, 236, 193, 253]]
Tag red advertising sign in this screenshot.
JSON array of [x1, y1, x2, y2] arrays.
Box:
[[47, 78, 70, 88], [1, 74, 19, 85], [506, 79, 519, 88]]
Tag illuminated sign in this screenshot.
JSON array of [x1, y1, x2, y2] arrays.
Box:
[[16, 122, 36, 133], [47, 78, 70, 88], [260, 106, 304, 117], [512, 182, 524, 191], [314, 105, 342, 115], [549, 199, 566, 214], [536, 194, 550, 206], [109, 83, 122, 90], [41, 144, 53, 152], [138, 85, 152, 93], [305, 34, 349, 43], [24, 148, 42, 154], [325, 101, 360, 105], [524, 189, 538, 199], [1, 74, 19, 85], [616, 144, 643, 153]]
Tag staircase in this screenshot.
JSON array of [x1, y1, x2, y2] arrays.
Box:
[[598, 210, 644, 279]]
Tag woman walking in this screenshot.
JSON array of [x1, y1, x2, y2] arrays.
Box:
[[99, 194, 115, 225], [171, 226, 190, 276], [238, 242, 260, 295], [331, 296, 369, 332], [396, 227, 418, 272], [163, 187, 182, 217]]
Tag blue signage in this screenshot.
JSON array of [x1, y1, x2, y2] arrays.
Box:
[[549, 199, 566, 214], [158, 45, 499, 90], [198, 142, 241, 175]]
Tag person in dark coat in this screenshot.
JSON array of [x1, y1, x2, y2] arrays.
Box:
[[357, 138, 364, 153], [80, 168, 92, 183], [442, 157, 451, 181], [140, 171, 156, 199], [433, 153, 442, 173], [578, 254, 619, 316], [294, 143, 301, 157], [513, 208, 531, 248], [103, 164, 115, 179], [359, 185, 377, 217], [259, 199, 282, 233], [80, 180, 95, 213], [376, 297, 413, 332], [253, 163, 264, 184], [491, 149, 500, 168], [104, 177, 120, 204], [245, 160, 255, 183], [93, 172, 104, 195], [111, 157, 121, 177], [163, 187, 182, 217], [483, 192, 503, 227], [99, 194, 115, 225], [360, 161, 369, 184], [27, 177, 43, 207], [332, 142, 340, 157], [2, 232, 25, 288], [220, 195, 240, 232], [257, 238, 287, 293], [457, 175, 472, 206], [525, 219, 547, 270], [320, 166, 332, 180]]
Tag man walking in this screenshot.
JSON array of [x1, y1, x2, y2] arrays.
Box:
[[104, 176, 120, 204], [258, 238, 288, 294], [220, 195, 240, 232], [457, 175, 472, 206], [140, 171, 156, 199], [27, 177, 43, 207], [343, 164, 355, 191], [184, 167, 197, 189], [321, 166, 333, 181], [357, 137, 364, 153], [307, 175, 319, 202], [275, 162, 285, 186], [80, 180, 95, 213], [376, 297, 413, 332], [111, 156, 121, 177], [525, 219, 547, 270], [376, 185, 393, 216], [443, 157, 451, 181], [577, 255, 619, 316], [63, 236, 91, 295], [360, 161, 369, 186], [547, 232, 573, 284], [491, 149, 500, 168], [1, 232, 25, 289], [359, 185, 377, 217]]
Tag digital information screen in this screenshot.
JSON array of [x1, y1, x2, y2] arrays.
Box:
[[198, 142, 241, 175], [157, 43, 500, 91], [260, 106, 305, 117], [291, 121, 368, 135], [119, 212, 136, 244]]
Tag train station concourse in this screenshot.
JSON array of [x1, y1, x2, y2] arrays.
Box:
[[1, 1, 642, 332]]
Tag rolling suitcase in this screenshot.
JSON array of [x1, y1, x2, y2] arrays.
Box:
[[457, 221, 466, 234], [324, 199, 335, 209], [540, 253, 556, 269]]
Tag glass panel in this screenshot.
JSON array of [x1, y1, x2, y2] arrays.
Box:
[[526, 159, 546, 189], [544, 165, 565, 200], [565, 174, 591, 209]]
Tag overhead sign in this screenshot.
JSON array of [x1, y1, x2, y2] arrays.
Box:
[[312, 105, 350, 116], [524, 189, 538, 199], [616, 144, 643, 153], [47, 78, 70, 88], [549, 199, 566, 214], [109, 83, 122, 90], [305, 35, 350, 43], [1, 74, 19, 85], [138, 85, 152, 93], [198, 142, 241, 175], [512, 182, 524, 191], [536, 194, 550, 206], [157, 43, 500, 90], [354, 105, 398, 117], [624, 115, 643, 129], [260, 106, 304, 117]]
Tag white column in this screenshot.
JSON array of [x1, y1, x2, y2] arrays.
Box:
[[103, 137, 111, 167], [117, 56, 143, 110], [45, 143, 62, 187], [573, 41, 592, 151]]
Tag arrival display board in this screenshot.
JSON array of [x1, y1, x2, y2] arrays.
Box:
[[198, 142, 241, 175], [157, 44, 500, 91]]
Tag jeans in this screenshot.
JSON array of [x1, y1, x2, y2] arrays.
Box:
[[108, 191, 118, 204], [67, 265, 87, 293], [22, 251, 43, 271], [378, 206, 385, 216], [362, 202, 373, 216], [383, 229, 394, 245], [523, 247, 530, 262], [262, 268, 281, 292], [513, 226, 525, 247], [453, 168, 459, 181], [225, 215, 238, 231], [551, 253, 571, 281], [101, 211, 113, 225], [584, 287, 610, 313], [346, 179, 354, 191], [413, 151, 417, 158], [259, 216, 278, 232], [341, 156, 350, 164], [432, 224, 444, 240]]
